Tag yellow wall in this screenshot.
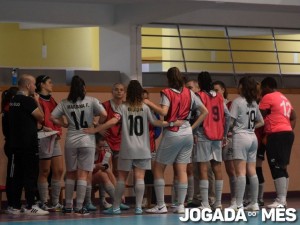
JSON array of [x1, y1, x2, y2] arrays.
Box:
[[0, 23, 99, 70], [142, 28, 300, 74]]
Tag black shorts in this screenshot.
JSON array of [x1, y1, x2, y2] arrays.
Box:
[[266, 131, 294, 168], [257, 143, 266, 161]]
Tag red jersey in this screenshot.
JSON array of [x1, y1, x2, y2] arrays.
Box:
[[259, 91, 293, 134], [149, 123, 155, 152], [197, 91, 225, 140], [102, 100, 122, 151], [39, 95, 62, 137], [161, 87, 192, 132]]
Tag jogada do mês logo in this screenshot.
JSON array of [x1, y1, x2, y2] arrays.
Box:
[[179, 205, 297, 222]]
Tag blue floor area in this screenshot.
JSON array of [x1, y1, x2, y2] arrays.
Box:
[[0, 210, 299, 225]]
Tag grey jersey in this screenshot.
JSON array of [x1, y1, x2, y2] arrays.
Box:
[[116, 103, 158, 159], [230, 96, 263, 134], [52, 96, 105, 148]]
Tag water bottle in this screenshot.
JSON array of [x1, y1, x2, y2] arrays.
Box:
[[11, 68, 18, 86], [102, 151, 111, 169]]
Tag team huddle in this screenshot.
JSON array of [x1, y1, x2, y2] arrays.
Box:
[[1, 67, 296, 216]]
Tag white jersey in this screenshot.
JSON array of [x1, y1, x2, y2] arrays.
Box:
[[230, 96, 263, 134], [52, 96, 105, 148], [116, 103, 158, 160]]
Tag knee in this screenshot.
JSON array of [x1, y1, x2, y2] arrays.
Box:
[[270, 165, 288, 180], [39, 168, 51, 178]]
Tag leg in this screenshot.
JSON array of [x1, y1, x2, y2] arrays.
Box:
[[225, 159, 236, 204], [153, 161, 167, 207], [246, 162, 259, 206], [50, 155, 63, 206], [113, 170, 129, 209], [38, 159, 51, 205], [133, 167, 145, 210], [186, 163, 194, 204], [211, 160, 223, 208], [234, 159, 247, 207], [199, 162, 210, 208], [174, 162, 188, 206]]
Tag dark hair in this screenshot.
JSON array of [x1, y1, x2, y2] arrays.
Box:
[[239, 76, 257, 105], [95, 133, 104, 144], [68, 75, 86, 103], [36, 75, 50, 93], [198, 71, 213, 92], [167, 67, 184, 90], [1, 86, 18, 113], [261, 77, 277, 89], [126, 80, 144, 107], [212, 80, 228, 99], [143, 89, 149, 95]]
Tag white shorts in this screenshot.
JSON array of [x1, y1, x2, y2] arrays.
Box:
[[156, 134, 193, 165], [39, 135, 62, 159], [118, 158, 151, 171], [232, 132, 257, 163], [193, 139, 222, 162], [65, 147, 95, 172]]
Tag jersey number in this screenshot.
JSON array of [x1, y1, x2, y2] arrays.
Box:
[[247, 110, 256, 129], [128, 115, 143, 136], [71, 111, 88, 130], [212, 106, 220, 122], [280, 100, 291, 118]]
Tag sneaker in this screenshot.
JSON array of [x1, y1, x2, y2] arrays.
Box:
[[24, 205, 49, 216], [48, 203, 63, 212], [40, 202, 53, 211], [141, 198, 148, 208], [208, 197, 215, 206], [100, 200, 112, 209], [85, 203, 97, 211], [267, 199, 286, 208], [198, 202, 211, 210], [228, 204, 243, 211], [103, 207, 121, 215], [7, 207, 21, 215], [135, 207, 143, 215], [211, 203, 222, 211], [243, 199, 250, 207], [244, 203, 260, 211], [120, 203, 130, 210], [187, 198, 201, 208], [170, 201, 178, 208], [258, 199, 264, 207], [145, 204, 168, 214], [173, 204, 185, 214], [74, 207, 90, 215], [62, 207, 73, 214]]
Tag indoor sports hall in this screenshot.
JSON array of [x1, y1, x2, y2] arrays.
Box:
[[1, 0, 300, 224]]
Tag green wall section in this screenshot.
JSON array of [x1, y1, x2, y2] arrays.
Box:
[[0, 23, 99, 70]]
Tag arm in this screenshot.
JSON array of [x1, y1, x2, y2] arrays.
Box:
[[83, 117, 119, 134], [223, 104, 231, 137], [144, 98, 169, 116], [50, 115, 68, 128], [191, 104, 208, 130], [290, 109, 297, 129], [255, 119, 264, 129], [31, 93, 44, 123], [98, 114, 107, 124]]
